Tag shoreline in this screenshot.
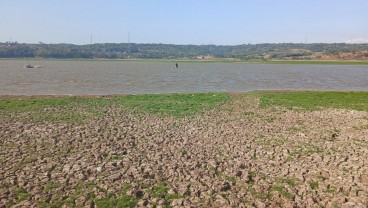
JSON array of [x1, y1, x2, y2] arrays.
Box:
[[2, 57, 368, 65], [1, 90, 368, 99]]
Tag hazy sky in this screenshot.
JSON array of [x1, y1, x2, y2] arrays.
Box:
[[1, 0, 368, 45]]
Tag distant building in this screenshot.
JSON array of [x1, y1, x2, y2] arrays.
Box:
[[196, 55, 214, 59]]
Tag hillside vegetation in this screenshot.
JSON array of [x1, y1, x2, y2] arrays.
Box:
[[1, 42, 368, 60]]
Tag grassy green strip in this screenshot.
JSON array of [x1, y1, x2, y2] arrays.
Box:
[[0, 93, 230, 123], [0, 96, 111, 123], [116, 92, 230, 117], [0, 97, 78, 112], [255, 91, 368, 111]]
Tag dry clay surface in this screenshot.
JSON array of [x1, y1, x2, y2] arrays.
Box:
[[1, 96, 368, 207]]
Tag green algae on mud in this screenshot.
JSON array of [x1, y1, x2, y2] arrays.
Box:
[[254, 91, 368, 111], [118, 93, 230, 117], [1, 91, 368, 124], [0, 92, 230, 123]]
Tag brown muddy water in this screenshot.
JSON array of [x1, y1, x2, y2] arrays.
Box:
[[0, 60, 367, 95]]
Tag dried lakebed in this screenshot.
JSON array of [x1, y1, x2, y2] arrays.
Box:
[[1, 93, 368, 207]]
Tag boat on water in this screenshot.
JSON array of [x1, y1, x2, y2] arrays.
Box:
[[24, 64, 42, 69]]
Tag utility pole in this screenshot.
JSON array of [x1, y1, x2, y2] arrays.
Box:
[[90, 34, 93, 44]]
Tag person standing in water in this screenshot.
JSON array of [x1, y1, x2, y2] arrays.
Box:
[[175, 63, 178, 69]]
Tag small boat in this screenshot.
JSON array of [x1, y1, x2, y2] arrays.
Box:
[[24, 64, 42, 69]]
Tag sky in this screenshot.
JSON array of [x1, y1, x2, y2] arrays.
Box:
[[1, 0, 368, 45]]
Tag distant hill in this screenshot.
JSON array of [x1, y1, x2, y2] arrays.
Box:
[[1, 42, 368, 60]]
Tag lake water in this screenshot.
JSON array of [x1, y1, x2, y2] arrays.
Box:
[[0, 60, 367, 95]]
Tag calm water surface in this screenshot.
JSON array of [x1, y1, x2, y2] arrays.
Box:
[[0, 60, 367, 95]]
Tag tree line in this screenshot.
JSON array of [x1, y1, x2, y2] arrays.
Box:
[[1, 42, 368, 60]]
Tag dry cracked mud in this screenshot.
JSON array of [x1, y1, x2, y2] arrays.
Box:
[[1, 95, 368, 207]]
